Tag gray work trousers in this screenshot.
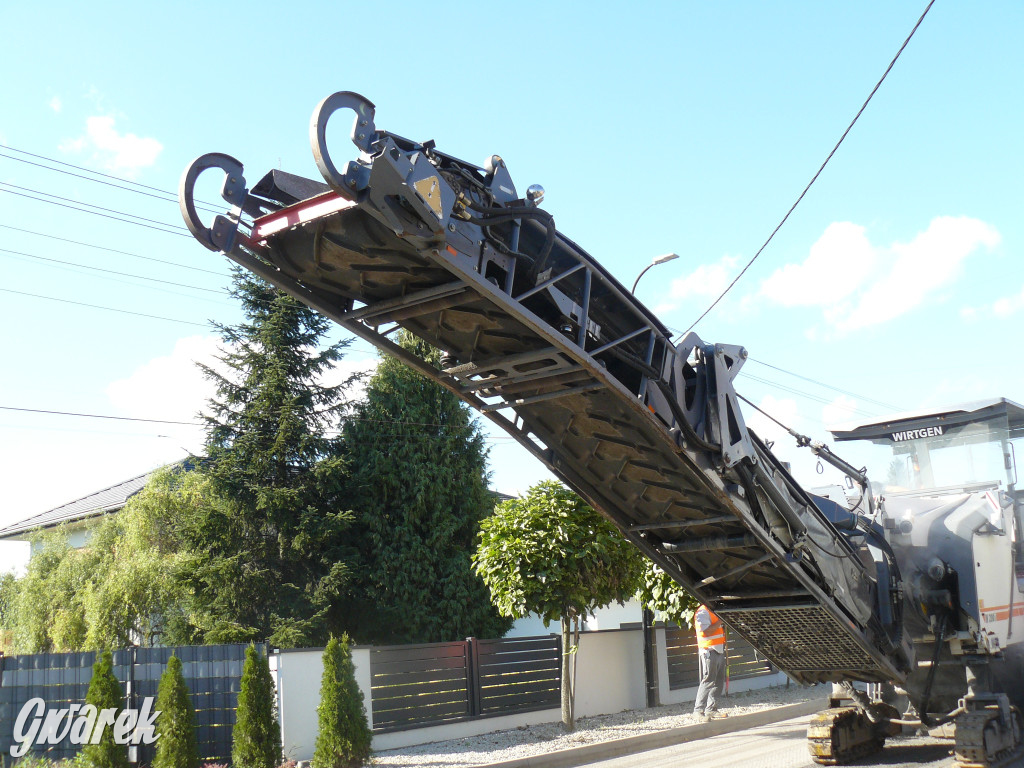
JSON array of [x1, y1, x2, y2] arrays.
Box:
[[693, 647, 726, 713]]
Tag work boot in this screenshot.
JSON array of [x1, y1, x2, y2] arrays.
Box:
[[706, 710, 727, 720]]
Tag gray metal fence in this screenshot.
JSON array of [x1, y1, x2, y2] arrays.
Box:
[[370, 635, 560, 732], [0, 643, 259, 765], [664, 625, 773, 690]]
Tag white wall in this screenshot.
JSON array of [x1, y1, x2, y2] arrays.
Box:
[[273, 626, 787, 760], [506, 600, 644, 637], [275, 647, 373, 763]]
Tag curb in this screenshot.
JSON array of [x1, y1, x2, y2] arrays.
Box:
[[476, 698, 827, 768]]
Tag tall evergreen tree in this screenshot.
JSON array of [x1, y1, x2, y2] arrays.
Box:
[[232, 645, 282, 768], [185, 268, 359, 646], [341, 331, 512, 644], [153, 655, 199, 768], [82, 650, 129, 768]]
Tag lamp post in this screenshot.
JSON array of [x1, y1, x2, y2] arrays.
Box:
[[631, 252, 680, 294]]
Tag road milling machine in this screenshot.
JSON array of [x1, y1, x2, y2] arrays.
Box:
[[179, 91, 1024, 767]]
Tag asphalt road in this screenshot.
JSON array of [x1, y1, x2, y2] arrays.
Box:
[[580, 715, 959, 768]]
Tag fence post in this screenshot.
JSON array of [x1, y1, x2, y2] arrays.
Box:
[[465, 637, 482, 718], [642, 609, 659, 708]]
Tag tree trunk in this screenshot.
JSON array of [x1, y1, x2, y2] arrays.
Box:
[[560, 615, 574, 731]]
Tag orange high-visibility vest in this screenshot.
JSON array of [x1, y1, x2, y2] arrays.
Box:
[[696, 607, 726, 650]]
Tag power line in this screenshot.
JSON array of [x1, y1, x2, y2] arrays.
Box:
[[739, 371, 883, 420], [0, 287, 211, 328], [0, 247, 226, 294], [0, 181, 191, 233], [682, 0, 936, 334], [0, 186, 192, 237], [0, 149, 224, 216], [0, 405, 518, 439], [0, 223, 231, 277], [0, 143, 224, 212], [747, 357, 905, 412]]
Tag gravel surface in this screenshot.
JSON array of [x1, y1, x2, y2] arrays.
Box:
[[371, 682, 823, 767]]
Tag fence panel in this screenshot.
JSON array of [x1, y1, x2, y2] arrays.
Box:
[[477, 636, 559, 716], [664, 625, 773, 690], [0, 643, 257, 765], [369, 641, 471, 732], [368, 635, 561, 733]]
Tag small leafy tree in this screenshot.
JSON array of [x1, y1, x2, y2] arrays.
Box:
[[473, 481, 644, 730], [153, 655, 199, 768], [313, 635, 371, 768], [82, 650, 129, 768], [635, 562, 699, 629], [232, 645, 281, 768]]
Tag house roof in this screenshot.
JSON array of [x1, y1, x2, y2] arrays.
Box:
[[0, 470, 154, 541]]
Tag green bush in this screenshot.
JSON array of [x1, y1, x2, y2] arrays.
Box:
[[231, 646, 281, 768], [313, 635, 371, 768], [153, 655, 199, 768], [82, 650, 129, 768]]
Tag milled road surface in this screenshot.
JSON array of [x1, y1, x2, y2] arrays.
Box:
[[579, 715, 959, 768]]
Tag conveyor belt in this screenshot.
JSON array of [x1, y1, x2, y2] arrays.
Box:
[[179, 92, 910, 685]]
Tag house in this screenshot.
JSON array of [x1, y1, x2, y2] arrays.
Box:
[[0, 470, 157, 554]]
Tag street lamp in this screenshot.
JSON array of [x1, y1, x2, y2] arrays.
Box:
[[631, 253, 680, 293]]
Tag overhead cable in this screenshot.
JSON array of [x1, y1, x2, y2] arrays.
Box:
[[682, 0, 937, 334]]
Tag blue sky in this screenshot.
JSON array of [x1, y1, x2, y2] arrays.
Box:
[[2, 1, 1022, 571]]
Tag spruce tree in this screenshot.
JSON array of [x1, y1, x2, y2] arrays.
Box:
[[232, 645, 282, 768], [313, 635, 371, 768], [153, 655, 199, 768], [341, 331, 512, 644], [184, 267, 359, 646], [82, 650, 129, 768]]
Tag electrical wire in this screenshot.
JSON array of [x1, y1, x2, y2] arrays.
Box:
[[0, 223, 231, 277], [0, 149, 224, 215], [747, 357, 905, 412], [0, 143, 224, 212], [0, 181, 192, 233], [0, 405, 518, 439], [0, 247, 225, 294], [0, 287, 211, 328], [682, 0, 936, 335], [0, 186, 192, 237]]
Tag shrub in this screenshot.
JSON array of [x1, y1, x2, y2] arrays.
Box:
[[312, 635, 371, 768], [82, 650, 129, 768], [231, 645, 281, 768], [153, 655, 199, 768]]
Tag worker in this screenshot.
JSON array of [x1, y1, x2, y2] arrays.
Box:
[[693, 603, 727, 720]]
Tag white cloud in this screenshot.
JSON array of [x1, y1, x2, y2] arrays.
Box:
[[822, 395, 858, 430], [49, 96, 62, 113], [760, 222, 875, 307], [993, 287, 1024, 317], [669, 254, 740, 301], [759, 216, 1000, 333], [961, 284, 1024, 322], [105, 335, 378, 448], [60, 115, 162, 178]]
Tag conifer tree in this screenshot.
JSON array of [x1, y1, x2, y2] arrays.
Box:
[[232, 645, 282, 768], [341, 331, 511, 644], [313, 635, 371, 768], [153, 655, 199, 768], [82, 650, 129, 768], [185, 268, 359, 646]]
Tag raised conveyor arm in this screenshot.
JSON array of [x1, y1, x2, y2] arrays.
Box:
[[180, 90, 912, 685]]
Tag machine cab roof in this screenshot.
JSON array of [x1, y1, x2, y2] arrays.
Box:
[[829, 398, 1024, 497]]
